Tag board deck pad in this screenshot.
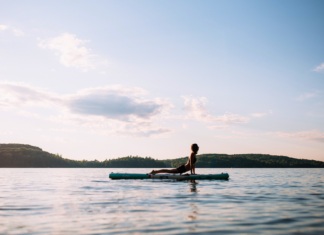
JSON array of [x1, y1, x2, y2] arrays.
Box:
[[109, 173, 229, 180]]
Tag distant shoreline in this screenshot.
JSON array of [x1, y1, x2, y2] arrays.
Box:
[[1, 144, 324, 168], [2, 167, 324, 168]]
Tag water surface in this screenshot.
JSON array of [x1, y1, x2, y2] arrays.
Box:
[[1, 168, 323, 234]]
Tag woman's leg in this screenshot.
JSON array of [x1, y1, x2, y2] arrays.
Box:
[[150, 168, 179, 174]]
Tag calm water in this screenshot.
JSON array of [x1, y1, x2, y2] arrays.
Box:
[[1, 168, 324, 234]]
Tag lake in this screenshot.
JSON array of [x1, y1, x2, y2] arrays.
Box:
[[1, 168, 323, 234]]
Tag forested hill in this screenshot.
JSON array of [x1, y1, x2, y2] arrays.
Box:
[[1, 144, 323, 168]]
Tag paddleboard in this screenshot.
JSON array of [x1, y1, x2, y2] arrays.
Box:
[[109, 173, 229, 180]]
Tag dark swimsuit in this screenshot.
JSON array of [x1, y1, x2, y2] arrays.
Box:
[[176, 164, 186, 174], [176, 156, 197, 174]]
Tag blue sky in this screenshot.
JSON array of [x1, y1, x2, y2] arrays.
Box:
[[0, 0, 323, 161]]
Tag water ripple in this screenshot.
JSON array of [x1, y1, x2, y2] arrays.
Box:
[[0, 168, 324, 234]]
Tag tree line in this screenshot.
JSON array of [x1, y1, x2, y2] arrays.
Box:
[[1, 144, 323, 168]]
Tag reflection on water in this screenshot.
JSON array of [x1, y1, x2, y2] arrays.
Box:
[[187, 203, 198, 221], [189, 180, 198, 192], [187, 203, 199, 233], [0, 168, 324, 234]]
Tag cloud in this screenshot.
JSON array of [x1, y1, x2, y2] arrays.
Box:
[[0, 82, 59, 108], [40, 135, 75, 143], [208, 125, 230, 130], [296, 91, 319, 101], [231, 130, 259, 136], [50, 128, 79, 133], [39, 33, 95, 71], [13, 29, 24, 36], [0, 25, 24, 36], [17, 110, 41, 118], [210, 127, 324, 142], [48, 113, 109, 128], [69, 94, 157, 119], [209, 125, 324, 142], [0, 82, 173, 137], [273, 130, 324, 143], [182, 96, 249, 124], [182, 123, 188, 129], [209, 126, 260, 137], [251, 110, 272, 117], [65, 86, 166, 121], [0, 25, 8, 30], [99, 122, 173, 138], [306, 111, 324, 117], [48, 122, 172, 138], [313, 63, 324, 72], [67, 95, 160, 120], [0, 131, 13, 136], [0, 82, 162, 121], [214, 135, 246, 139], [251, 113, 266, 117]]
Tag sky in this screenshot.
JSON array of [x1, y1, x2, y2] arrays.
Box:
[[0, 0, 323, 161]]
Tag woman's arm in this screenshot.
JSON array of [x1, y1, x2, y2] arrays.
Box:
[[190, 153, 195, 174]]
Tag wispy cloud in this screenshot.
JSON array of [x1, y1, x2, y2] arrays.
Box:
[[48, 121, 172, 138], [208, 125, 230, 130], [313, 63, 324, 72], [251, 110, 272, 117], [210, 127, 324, 143], [210, 127, 260, 137], [17, 110, 41, 118], [0, 25, 24, 36], [0, 82, 59, 108], [296, 91, 319, 101], [182, 96, 249, 124], [231, 130, 259, 136], [182, 123, 188, 129], [251, 113, 266, 117], [40, 135, 76, 143], [99, 122, 173, 138], [0, 131, 14, 136], [50, 128, 79, 133], [0, 25, 8, 30], [273, 130, 324, 143], [13, 29, 24, 36], [306, 111, 324, 117], [208, 122, 324, 142], [39, 33, 95, 72], [0, 82, 173, 137], [214, 135, 246, 139]]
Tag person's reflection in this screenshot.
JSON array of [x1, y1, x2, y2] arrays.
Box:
[[187, 203, 199, 222], [187, 181, 199, 231], [189, 180, 198, 192]]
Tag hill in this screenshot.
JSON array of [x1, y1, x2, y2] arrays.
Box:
[[0, 144, 323, 168]]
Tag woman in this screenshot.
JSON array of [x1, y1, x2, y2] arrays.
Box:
[[150, 143, 199, 175]]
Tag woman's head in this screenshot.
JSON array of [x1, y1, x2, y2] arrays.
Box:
[[191, 143, 199, 154]]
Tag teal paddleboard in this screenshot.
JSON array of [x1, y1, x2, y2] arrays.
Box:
[[109, 173, 229, 180]]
